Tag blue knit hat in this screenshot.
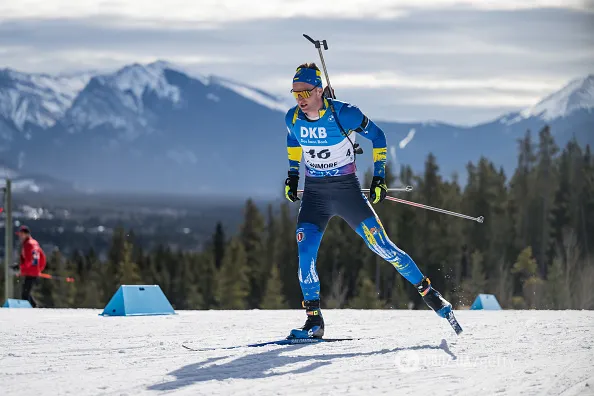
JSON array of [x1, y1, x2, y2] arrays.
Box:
[[293, 67, 322, 87]]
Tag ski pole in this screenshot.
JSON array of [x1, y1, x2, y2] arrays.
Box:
[[384, 195, 484, 223], [303, 33, 363, 155], [297, 186, 413, 194], [14, 272, 75, 282], [303, 34, 335, 99], [38, 273, 75, 283]]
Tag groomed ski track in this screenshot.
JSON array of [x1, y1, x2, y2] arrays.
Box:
[[1, 309, 593, 395]]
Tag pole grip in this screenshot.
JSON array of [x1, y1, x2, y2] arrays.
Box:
[[303, 34, 319, 48]]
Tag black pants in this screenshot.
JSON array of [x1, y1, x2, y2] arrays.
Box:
[[297, 173, 375, 231], [21, 276, 38, 308]]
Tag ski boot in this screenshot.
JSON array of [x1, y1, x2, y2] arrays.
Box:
[[416, 277, 452, 318], [287, 299, 325, 339]]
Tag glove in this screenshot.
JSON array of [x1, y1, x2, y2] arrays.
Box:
[[284, 173, 300, 202], [369, 176, 387, 204]]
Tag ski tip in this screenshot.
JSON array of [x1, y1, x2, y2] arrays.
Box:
[[445, 311, 464, 335]]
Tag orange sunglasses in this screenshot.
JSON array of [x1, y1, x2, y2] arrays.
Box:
[[291, 84, 321, 99]]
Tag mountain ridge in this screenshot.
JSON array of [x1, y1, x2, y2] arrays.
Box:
[[0, 61, 592, 196]]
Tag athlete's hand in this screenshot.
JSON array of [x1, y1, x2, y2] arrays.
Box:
[[284, 173, 300, 202], [369, 176, 387, 204]]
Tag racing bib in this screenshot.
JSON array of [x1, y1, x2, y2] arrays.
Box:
[[293, 113, 357, 177]]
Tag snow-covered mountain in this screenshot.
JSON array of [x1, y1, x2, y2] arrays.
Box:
[[0, 62, 591, 196], [498, 74, 594, 125], [0, 68, 93, 132], [520, 74, 594, 121], [1, 61, 291, 138]]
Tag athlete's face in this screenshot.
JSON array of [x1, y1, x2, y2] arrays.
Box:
[[16, 231, 27, 242], [292, 82, 323, 113]]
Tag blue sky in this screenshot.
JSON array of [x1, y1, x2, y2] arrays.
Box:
[[0, 0, 592, 125]]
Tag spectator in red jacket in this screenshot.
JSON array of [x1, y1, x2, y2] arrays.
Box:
[[15, 225, 46, 307]]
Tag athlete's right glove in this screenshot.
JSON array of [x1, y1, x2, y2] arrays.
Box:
[[369, 176, 387, 204], [284, 172, 300, 202]]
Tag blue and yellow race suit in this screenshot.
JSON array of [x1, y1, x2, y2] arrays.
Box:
[[285, 98, 426, 301]]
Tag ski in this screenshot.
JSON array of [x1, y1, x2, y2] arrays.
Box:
[[445, 311, 463, 335], [182, 337, 356, 351]]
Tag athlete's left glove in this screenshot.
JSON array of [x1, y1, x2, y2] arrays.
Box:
[[285, 172, 300, 202], [369, 176, 387, 204]]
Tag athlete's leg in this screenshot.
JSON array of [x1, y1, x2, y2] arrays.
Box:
[[355, 213, 424, 285], [295, 223, 326, 300], [290, 180, 332, 338], [333, 176, 452, 317], [354, 205, 452, 317], [295, 186, 332, 301]]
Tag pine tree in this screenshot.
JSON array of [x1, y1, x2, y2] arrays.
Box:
[[395, 164, 421, 304], [579, 145, 593, 261], [493, 257, 512, 309], [212, 222, 226, 270], [216, 238, 250, 309], [436, 172, 465, 303], [240, 199, 266, 308], [0, 267, 4, 303], [192, 252, 216, 309], [265, 204, 277, 277], [348, 269, 385, 309], [260, 263, 288, 309], [276, 202, 301, 308], [173, 253, 204, 310], [325, 270, 349, 309], [417, 153, 446, 291], [71, 250, 87, 308], [460, 250, 487, 306], [551, 140, 579, 252], [34, 248, 60, 307], [82, 262, 103, 308], [462, 157, 510, 285], [103, 226, 127, 298], [545, 258, 568, 309], [389, 273, 411, 309], [533, 125, 559, 276], [512, 247, 544, 309], [48, 249, 76, 308], [119, 238, 142, 286], [509, 130, 537, 258], [512, 247, 538, 284], [81, 248, 103, 308]]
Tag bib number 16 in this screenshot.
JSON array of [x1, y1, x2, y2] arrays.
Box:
[[306, 149, 331, 160]]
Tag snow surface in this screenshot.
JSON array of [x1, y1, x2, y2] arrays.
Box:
[[1, 309, 593, 396], [399, 128, 417, 149]]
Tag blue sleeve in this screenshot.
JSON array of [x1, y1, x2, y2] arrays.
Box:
[[285, 108, 302, 176], [337, 103, 387, 178]]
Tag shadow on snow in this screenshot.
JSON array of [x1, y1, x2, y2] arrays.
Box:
[[148, 339, 456, 391]]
